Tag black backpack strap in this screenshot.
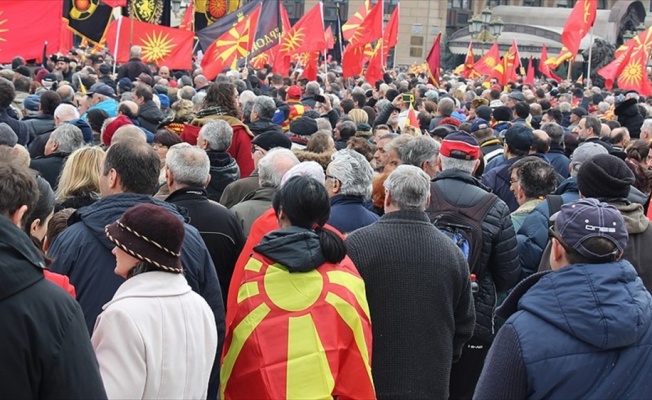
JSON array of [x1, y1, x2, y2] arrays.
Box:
[[546, 195, 563, 226]]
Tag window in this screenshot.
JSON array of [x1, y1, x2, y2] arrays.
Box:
[[282, 0, 304, 25], [523, 0, 542, 6], [410, 36, 424, 58]]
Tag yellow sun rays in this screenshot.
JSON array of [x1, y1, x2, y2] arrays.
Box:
[[141, 31, 176, 62]]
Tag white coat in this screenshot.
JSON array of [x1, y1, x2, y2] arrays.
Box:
[[92, 271, 218, 399]]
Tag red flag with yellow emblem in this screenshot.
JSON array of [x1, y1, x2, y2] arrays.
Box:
[[599, 27, 652, 91], [560, 0, 596, 59], [492, 40, 521, 86], [545, 45, 574, 69], [473, 42, 500, 76], [425, 33, 442, 87], [0, 0, 63, 63], [342, 0, 371, 41], [347, 0, 382, 49], [105, 17, 194, 70], [220, 253, 375, 399], [200, 4, 261, 80], [459, 42, 480, 79], [179, 0, 194, 31], [275, 3, 326, 75], [365, 42, 384, 84], [405, 104, 419, 128], [538, 44, 562, 82]]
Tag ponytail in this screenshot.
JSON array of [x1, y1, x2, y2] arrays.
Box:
[[315, 226, 346, 264]]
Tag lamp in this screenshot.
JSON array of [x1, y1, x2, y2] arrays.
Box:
[[171, 0, 181, 14], [481, 8, 492, 24], [468, 6, 503, 55]]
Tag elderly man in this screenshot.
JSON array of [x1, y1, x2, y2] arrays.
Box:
[[427, 131, 519, 398], [230, 148, 298, 236], [83, 84, 118, 119], [476, 198, 652, 399], [29, 124, 84, 190], [326, 149, 378, 234], [346, 165, 475, 399], [400, 135, 441, 179], [165, 143, 245, 306], [541, 122, 570, 178], [609, 127, 630, 159], [247, 96, 282, 135], [117, 46, 152, 81], [197, 120, 240, 202], [509, 157, 557, 232], [373, 132, 399, 173]]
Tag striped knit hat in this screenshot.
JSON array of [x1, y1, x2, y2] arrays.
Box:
[[440, 131, 481, 160], [105, 203, 185, 273]]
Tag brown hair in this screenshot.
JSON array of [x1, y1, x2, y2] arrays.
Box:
[[0, 161, 39, 226], [202, 82, 241, 118]]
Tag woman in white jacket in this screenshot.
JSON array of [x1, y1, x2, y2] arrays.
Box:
[[92, 203, 218, 399]]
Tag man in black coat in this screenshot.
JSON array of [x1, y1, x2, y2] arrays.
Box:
[[0, 161, 107, 399], [117, 45, 152, 81], [0, 77, 29, 145], [134, 84, 165, 134], [346, 165, 475, 399], [29, 124, 84, 190], [165, 143, 245, 306]]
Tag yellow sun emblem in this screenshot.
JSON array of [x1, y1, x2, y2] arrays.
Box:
[[620, 61, 643, 87], [214, 26, 251, 62], [484, 56, 496, 68], [140, 31, 176, 62], [281, 27, 305, 54], [0, 11, 8, 46]]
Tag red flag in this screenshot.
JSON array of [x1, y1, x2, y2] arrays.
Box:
[[251, 46, 277, 70], [300, 52, 320, 81], [405, 104, 419, 128], [614, 48, 652, 96], [538, 44, 562, 82], [325, 27, 334, 50], [59, 20, 74, 55], [0, 1, 62, 63], [280, 1, 292, 33], [545, 46, 574, 69], [599, 27, 652, 90], [101, 0, 126, 6], [201, 4, 261, 80], [459, 42, 480, 79], [347, 0, 383, 48], [342, 0, 371, 41], [560, 0, 596, 59], [365, 42, 384, 84], [525, 56, 535, 86], [179, 0, 194, 31], [492, 40, 520, 86], [473, 42, 500, 76], [105, 17, 194, 70], [383, 4, 400, 50], [425, 33, 442, 87], [277, 3, 326, 66], [342, 44, 366, 77]]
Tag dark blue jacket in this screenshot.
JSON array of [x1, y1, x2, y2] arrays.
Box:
[[545, 148, 570, 178], [516, 177, 579, 279], [476, 261, 652, 399], [328, 195, 379, 234], [481, 156, 521, 212]]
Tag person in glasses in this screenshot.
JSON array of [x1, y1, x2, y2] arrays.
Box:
[[475, 198, 652, 399]]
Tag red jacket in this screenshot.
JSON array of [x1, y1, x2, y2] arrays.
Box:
[[44, 270, 76, 298]]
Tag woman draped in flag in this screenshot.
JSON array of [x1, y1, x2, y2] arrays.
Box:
[[220, 176, 375, 399]]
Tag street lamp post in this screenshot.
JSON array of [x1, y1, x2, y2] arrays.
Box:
[[468, 7, 504, 56]]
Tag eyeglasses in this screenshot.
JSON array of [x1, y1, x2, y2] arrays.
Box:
[[326, 174, 339, 182]]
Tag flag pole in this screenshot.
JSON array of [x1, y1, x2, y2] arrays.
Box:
[[337, 4, 343, 60], [113, 16, 123, 76], [567, 58, 572, 81], [586, 27, 594, 89]]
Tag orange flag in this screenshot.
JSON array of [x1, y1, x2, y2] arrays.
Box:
[[405, 104, 419, 129], [105, 17, 194, 70], [561, 0, 596, 59], [275, 3, 326, 74], [473, 42, 500, 76], [365, 42, 384, 84], [342, 0, 371, 41], [538, 44, 562, 82], [525, 56, 535, 86], [425, 33, 442, 87], [492, 40, 520, 86], [201, 4, 261, 80], [179, 0, 194, 31]]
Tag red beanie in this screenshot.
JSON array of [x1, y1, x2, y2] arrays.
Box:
[[102, 114, 133, 146]]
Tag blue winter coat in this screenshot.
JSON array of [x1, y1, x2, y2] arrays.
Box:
[[476, 260, 652, 399], [328, 195, 379, 235]]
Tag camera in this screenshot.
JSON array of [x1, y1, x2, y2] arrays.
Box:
[[402, 94, 414, 104]]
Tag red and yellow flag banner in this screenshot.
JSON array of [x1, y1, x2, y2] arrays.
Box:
[[365, 42, 384, 84], [425, 33, 442, 87], [473, 42, 500, 76], [201, 3, 261, 80], [525, 56, 535, 86], [342, 0, 371, 41], [599, 27, 652, 95], [545, 45, 574, 69], [274, 3, 326, 74], [221, 254, 375, 399], [561, 0, 596, 59], [383, 4, 400, 51], [0, 1, 63, 63], [492, 40, 521, 86], [405, 104, 419, 128], [105, 17, 194, 70], [179, 0, 195, 31], [538, 43, 562, 82]]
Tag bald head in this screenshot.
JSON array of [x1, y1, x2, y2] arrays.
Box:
[[158, 66, 170, 79], [600, 123, 611, 138], [111, 125, 147, 145], [54, 104, 80, 125], [118, 100, 139, 119], [56, 84, 75, 103], [531, 129, 551, 154]]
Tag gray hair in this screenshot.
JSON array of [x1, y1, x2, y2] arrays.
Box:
[[0, 123, 18, 147], [384, 134, 414, 160], [439, 154, 477, 174], [130, 46, 142, 58], [199, 119, 233, 151], [252, 96, 276, 120], [642, 118, 652, 134], [166, 143, 210, 187], [328, 149, 374, 198], [50, 124, 83, 154], [437, 97, 455, 117], [54, 103, 80, 121], [540, 122, 564, 146], [598, 101, 610, 113], [558, 102, 571, 113], [239, 90, 256, 106], [306, 81, 320, 96], [178, 75, 193, 88], [315, 117, 332, 131], [179, 86, 196, 101], [258, 148, 300, 188], [192, 91, 206, 106], [401, 135, 440, 168], [383, 165, 431, 211], [242, 101, 254, 122]]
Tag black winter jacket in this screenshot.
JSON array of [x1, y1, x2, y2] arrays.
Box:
[[0, 216, 107, 399], [427, 169, 520, 343], [615, 98, 644, 138], [138, 100, 165, 134], [206, 150, 240, 202]]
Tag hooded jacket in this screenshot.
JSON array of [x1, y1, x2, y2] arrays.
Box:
[[221, 226, 374, 399], [138, 100, 166, 133], [609, 201, 652, 292], [475, 261, 652, 399], [0, 216, 107, 399], [206, 150, 240, 202], [615, 98, 643, 138]]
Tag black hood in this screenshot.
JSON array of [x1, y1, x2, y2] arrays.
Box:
[[254, 226, 325, 272], [0, 216, 46, 301]]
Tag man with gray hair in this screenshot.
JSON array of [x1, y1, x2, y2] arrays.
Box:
[[247, 96, 282, 135], [197, 119, 240, 201], [429, 131, 519, 398], [325, 149, 378, 233], [345, 164, 475, 399], [540, 122, 570, 178], [429, 97, 455, 130], [0, 123, 18, 147], [165, 143, 245, 306], [117, 45, 152, 81], [30, 124, 84, 190], [302, 81, 321, 109], [400, 135, 441, 179], [639, 118, 652, 140], [230, 148, 299, 236]]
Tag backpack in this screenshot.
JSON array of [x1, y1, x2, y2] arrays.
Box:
[[537, 194, 564, 273], [430, 183, 498, 275]]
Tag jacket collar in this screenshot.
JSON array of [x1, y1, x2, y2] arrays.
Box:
[[165, 186, 208, 203], [330, 194, 364, 206], [381, 209, 430, 223], [242, 186, 277, 202], [103, 271, 191, 309], [434, 168, 486, 190]]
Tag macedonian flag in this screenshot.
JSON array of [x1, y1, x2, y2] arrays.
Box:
[[0, 1, 63, 63], [473, 42, 500, 77], [220, 254, 375, 399], [105, 17, 194, 70]]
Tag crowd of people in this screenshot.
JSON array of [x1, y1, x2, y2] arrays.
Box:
[[1, 43, 652, 399]]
